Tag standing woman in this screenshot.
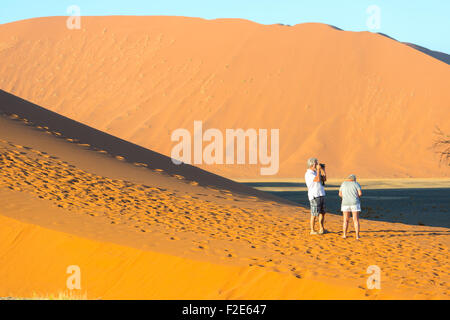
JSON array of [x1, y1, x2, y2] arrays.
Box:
[[339, 174, 362, 239]]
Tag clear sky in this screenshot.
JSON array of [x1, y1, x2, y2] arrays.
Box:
[[1, 0, 449, 53]]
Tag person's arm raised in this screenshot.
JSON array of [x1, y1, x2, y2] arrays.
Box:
[[313, 164, 321, 182], [313, 172, 321, 182]]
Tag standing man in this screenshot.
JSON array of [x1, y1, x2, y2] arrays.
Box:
[[305, 157, 327, 235]]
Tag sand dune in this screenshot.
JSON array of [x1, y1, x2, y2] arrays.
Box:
[[0, 94, 449, 299], [0, 16, 448, 179], [0, 89, 285, 204]]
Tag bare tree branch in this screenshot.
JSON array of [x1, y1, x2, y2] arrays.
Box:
[[433, 126, 450, 166]]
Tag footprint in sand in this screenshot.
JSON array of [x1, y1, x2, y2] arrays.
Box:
[[134, 162, 148, 167]]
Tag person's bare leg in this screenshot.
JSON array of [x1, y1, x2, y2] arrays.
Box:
[[318, 213, 325, 234], [310, 215, 318, 234], [343, 212, 350, 238], [352, 211, 360, 239]]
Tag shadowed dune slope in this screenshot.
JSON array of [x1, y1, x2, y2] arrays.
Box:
[[0, 89, 288, 204], [404, 43, 450, 65], [0, 97, 449, 299], [377, 33, 450, 65], [0, 16, 449, 178]]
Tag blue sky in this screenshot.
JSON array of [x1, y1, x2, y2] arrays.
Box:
[[1, 0, 449, 53]]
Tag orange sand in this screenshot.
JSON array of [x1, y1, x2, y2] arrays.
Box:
[[0, 213, 386, 300], [0, 107, 449, 299], [0, 16, 449, 179]]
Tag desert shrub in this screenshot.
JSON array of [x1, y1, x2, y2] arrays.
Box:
[[433, 127, 450, 166]]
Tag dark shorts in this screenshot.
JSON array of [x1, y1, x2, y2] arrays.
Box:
[[310, 196, 326, 216]]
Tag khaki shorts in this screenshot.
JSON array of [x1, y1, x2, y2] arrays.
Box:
[[310, 196, 326, 216]]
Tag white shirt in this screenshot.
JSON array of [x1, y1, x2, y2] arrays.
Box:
[[305, 169, 325, 201]]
